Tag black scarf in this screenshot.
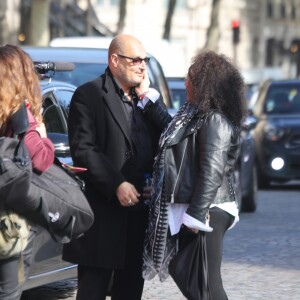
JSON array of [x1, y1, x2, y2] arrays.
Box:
[[143, 102, 199, 281]]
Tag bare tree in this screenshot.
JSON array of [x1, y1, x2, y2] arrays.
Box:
[[204, 0, 221, 51], [115, 0, 127, 35], [0, 0, 21, 45], [29, 0, 51, 45], [0, 0, 8, 45], [163, 0, 177, 40]]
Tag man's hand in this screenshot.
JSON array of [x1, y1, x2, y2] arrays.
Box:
[[116, 181, 140, 207], [135, 71, 150, 97]]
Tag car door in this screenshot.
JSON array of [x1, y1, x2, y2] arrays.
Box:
[[25, 84, 77, 290]]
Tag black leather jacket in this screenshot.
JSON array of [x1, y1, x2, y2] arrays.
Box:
[[144, 103, 240, 224]]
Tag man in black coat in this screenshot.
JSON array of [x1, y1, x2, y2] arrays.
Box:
[[63, 34, 171, 300]]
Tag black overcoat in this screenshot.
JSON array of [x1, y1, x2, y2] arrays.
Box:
[[62, 69, 170, 268]]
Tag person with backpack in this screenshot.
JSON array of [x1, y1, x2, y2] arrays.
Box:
[[0, 45, 55, 299]]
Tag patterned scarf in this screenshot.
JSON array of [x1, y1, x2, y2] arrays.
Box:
[[143, 102, 199, 281]]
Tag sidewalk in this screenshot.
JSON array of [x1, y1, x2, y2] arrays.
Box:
[[104, 276, 184, 300], [57, 276, 186, 300], [142, 277, 184, 300]]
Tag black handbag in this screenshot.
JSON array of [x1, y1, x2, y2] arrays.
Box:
[[29, 158, 94, 243], [10, 157, 94, 244], [169, 230, 211, 300], [1, 103, 94, 244]]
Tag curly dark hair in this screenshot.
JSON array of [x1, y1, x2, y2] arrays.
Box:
[[188, 50, 247, 127]]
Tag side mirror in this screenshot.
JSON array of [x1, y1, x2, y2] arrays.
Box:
[[47, 133, 70, 157], [242, 114, 257, 131]]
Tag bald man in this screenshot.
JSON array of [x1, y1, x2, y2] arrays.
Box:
[[63, 34, 171, 300]]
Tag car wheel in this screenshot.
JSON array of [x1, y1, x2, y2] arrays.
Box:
[[241, 164, 257, 213], [257, 162, 270, 189]]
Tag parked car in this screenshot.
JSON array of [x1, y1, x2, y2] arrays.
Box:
[[167, 77, 186, 110], [166, 77, 257, 213], [249, 79, 300, 188], [24, 46, 172, 109], [24, 79, 77, 291]]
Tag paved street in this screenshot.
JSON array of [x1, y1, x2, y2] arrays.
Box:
[[22, 183, 300, 299]]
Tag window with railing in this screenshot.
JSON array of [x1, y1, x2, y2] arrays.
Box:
[[265, 38, 276, 66], [280, 1, 286, 18], [291, 1, 296, 19], [266, 1, 274, 18]]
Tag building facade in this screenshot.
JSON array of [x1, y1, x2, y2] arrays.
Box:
[[85, 0, 300, 81]]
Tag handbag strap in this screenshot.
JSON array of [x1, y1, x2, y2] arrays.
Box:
[[13, 133, 28, 164], [11, 102, 29, 136], [10, 102, 30, 163]]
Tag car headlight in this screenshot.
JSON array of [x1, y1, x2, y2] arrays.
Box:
[[264, 123, 285, 141], [270, 157, 285, 171]]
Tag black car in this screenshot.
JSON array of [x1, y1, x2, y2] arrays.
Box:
[[24, 80, 77, 291], [249, 79, 300, 188], [167, 77, 257, 213], [24, 46, 173, 109]]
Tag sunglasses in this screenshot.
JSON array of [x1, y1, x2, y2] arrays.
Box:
[[117, 54, 150, 66]]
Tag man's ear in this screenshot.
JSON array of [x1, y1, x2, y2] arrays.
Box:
[[111, 54, 118, 68]]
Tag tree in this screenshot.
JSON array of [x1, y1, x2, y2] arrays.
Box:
[[115, 0, 127, 35], [163, 0, 177, 40], [0, 0, 8, 45], [204, 0, 221, 51], [0, 0, 21, 45], [29, 0, 51, 45]]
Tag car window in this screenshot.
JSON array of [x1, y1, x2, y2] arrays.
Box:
[[52, 60, 172, 108], [43, 93, 67, 134], [170, 88, 187, 110], [53, 63, 106, 87], [147, 58, 172, 108], [55, 90, 74, 117], [264, 86, 300, 114]]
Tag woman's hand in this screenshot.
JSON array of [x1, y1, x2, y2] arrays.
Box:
[[187, 227, 199, 234], [181, 224, 199, 235], [35, 122, 47, 138]]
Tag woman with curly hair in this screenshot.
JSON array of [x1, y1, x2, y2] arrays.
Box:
[[143, 50, 247, 299], [0, 44, 54, 299]]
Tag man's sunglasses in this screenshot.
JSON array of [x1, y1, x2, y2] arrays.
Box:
[[117, 54, 150, 66]]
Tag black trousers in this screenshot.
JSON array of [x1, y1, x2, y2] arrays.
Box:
[[76, 209, 148, 300], [179, 207, 233, 300], [0, 228, 36, 300], [206, 207, 234, 300]]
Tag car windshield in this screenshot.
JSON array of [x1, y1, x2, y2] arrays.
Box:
[[52, 62, 106, 87], [171, 88, 187, 110], [264, 85, 300, 114]]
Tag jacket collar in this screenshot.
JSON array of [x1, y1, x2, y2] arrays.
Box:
[[167, 113, 208, 147], [101, 68, 132, 148]]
